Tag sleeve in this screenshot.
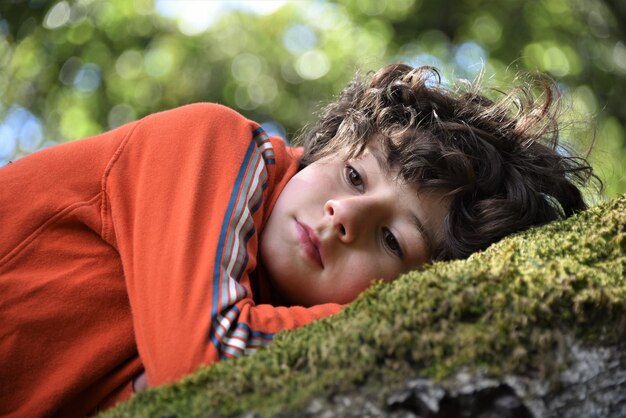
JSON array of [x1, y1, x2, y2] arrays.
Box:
[[103, 103, 342, 386], [0, 121, 136, 262]]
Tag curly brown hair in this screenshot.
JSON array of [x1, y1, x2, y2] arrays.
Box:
[[297, 63, 600, 261]]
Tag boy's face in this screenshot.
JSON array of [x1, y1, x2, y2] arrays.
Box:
[[259, 147, 448, 307]]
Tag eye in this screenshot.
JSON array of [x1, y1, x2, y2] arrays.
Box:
[[383, 228, 404, 258], [344, 165, 364, 192]]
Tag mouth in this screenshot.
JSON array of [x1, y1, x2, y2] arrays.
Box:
[[295, 219, 324, 268]]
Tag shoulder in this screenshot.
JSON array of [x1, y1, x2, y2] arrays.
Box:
[[142, 103, 251, 129], [137, 103, 257, 148], [121, 103, 259, 156]]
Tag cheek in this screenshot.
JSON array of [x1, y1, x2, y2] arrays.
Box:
[[275, 170, 334, 212], [346, 256, 404, 288], [341, 258, 395, 290]]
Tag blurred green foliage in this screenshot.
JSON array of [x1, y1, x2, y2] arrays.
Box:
[[0, 0, 624, 197]]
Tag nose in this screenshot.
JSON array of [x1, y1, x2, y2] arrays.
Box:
[[324, 197, 375, 243]]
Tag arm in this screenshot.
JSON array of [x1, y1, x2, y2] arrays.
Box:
[[105, 104, 342, 386]]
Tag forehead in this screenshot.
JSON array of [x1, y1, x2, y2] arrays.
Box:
[[354, 146, 404, 189], [350, 141, 393, 175]]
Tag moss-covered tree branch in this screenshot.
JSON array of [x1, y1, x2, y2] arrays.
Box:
[[100, 195, 626, 418]]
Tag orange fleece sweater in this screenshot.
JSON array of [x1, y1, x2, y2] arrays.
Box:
[[0, 104, 342, 417]]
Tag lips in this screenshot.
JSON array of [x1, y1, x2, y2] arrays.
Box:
[[295, 220, 323, 268]]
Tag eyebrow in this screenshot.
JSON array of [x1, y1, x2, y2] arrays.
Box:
[[369, 147, 392, 176], [410, 213, 434, 257]]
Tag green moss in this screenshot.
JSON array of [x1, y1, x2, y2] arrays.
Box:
[[100, 195, 626, 418]]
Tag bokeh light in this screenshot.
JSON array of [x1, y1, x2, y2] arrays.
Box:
[[0, 105, 44, 163], [282, 24, 317, 54], [43, 1, 71, 29], [74, 64, 101, 92], [231, 53, 263, 82], [108, 103, 137, 128], [144, 45, 175, 78], [295, 50, 331, 80], [454, 41, 487, 77], [116, 50, 143, 79]]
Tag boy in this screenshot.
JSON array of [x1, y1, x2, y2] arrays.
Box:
[[0, 64, 595, 417]]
